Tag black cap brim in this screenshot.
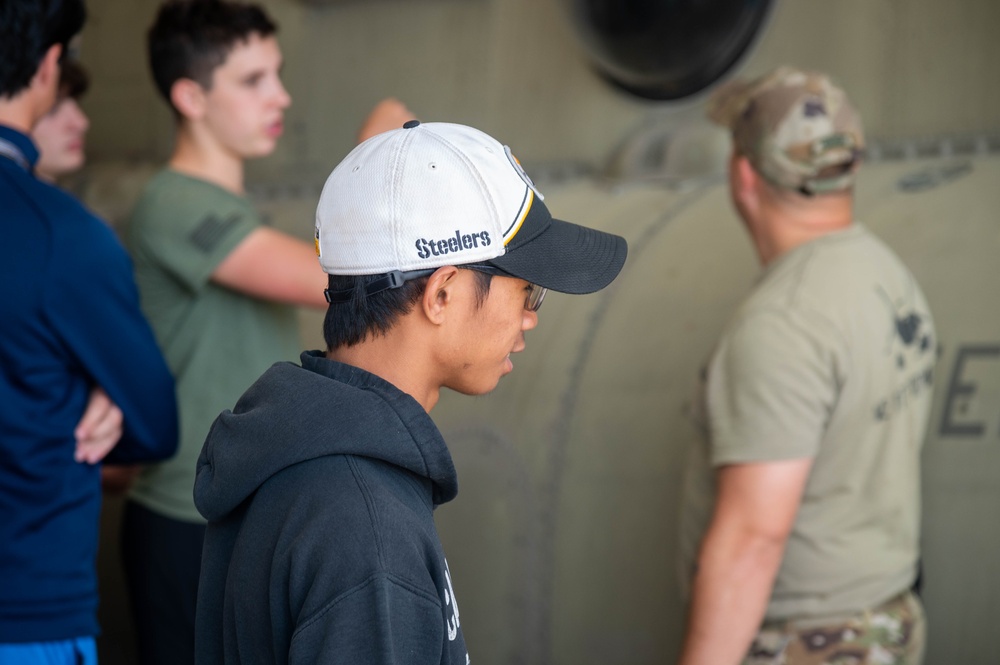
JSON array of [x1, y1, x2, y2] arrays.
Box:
[[486, 198, 627, 294]]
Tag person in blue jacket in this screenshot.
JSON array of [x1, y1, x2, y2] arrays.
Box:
[[194, 121, 628, 663], [0, 2, 179, 663]]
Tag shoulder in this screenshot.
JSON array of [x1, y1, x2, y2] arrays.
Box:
[[248, 455, 444, 604], [19, 177, 128, 270], [1, 166, 96, 228], [711, 305, 843, 415], [2, 174, 106, 291], [130, 170, 257, 232], [281, 454, 435, 546], [769, 226, 897, 304], [730, 230, 882, 350], [252, 454, 433, 561], [720, 304, 835, 370]]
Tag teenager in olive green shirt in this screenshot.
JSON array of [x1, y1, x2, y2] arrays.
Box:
[[124, 2, 413, 663]]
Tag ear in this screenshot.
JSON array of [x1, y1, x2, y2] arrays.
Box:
[[732, 154, 757, 195], [33, 44, 62, 98], [170, 78, 207, 120], [731, 153, 762, 216], [420, 266, 460, 325]]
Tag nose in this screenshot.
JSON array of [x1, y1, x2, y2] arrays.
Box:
[[68, 100, 89, 132], [522, 308, 539, 332], [274, 78, 291, 109]]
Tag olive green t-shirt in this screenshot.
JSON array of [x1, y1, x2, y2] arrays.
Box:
[[126, 170, 300, 523], [679, 224, 936, 620]]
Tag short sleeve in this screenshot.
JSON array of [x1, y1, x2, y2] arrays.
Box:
[[129, 173, 260, 293], [706, 308, 841, 465]]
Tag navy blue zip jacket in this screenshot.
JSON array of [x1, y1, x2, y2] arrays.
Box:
[[0, 125, 179, 643], [194, 351, 470, 664]]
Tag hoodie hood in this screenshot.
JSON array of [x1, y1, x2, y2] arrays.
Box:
[[194, 351, 458, 522]]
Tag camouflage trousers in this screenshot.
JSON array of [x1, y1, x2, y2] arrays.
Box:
[[743, 591, 925, 665]]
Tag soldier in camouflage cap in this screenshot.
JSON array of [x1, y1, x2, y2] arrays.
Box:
[[677, 66, 932, 665], [708, 65, 865, 195]]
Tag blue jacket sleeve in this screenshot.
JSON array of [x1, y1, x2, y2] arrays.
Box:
[[45, 209, 178, 464]]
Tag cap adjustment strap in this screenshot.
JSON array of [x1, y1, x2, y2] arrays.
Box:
[[324, 269, 437, 304]]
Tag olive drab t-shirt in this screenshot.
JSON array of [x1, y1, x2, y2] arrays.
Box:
[[679, 224, 936, 621], [126, 170, 300, 523]]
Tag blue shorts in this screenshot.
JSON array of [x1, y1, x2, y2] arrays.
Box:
[[0, 637, 97, 665]]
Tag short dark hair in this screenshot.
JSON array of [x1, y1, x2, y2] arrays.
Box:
[[59, 58, 89, 100], [0, 0, 86, 99], [323, 269, 493, 350], [147, 0, 277, 112]]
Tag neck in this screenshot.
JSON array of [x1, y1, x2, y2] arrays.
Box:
[[327, 325, 441, 413], [169, 124, 244, 194], [752, 191, 854, 265], [0, 97, 42, 135]]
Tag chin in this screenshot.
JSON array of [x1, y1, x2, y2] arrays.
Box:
[[235, 138, 278, 159], [252, 144, 278, 159], [260, 134, 281, 151], [243, 146, 272, 159], [450, 377, 503, 397]]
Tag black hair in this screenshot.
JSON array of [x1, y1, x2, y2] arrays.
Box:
[[323, 269, 493, 351], [0, 0, 86, 99], [58, 58, 89, 100], [147, 0, 277, 113]]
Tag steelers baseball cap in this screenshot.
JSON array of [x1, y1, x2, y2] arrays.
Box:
[[314, 121, 627, 295]]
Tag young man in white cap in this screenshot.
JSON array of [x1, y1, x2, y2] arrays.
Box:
[[677, 67, 935, 665], [193, 120, 627, 664]]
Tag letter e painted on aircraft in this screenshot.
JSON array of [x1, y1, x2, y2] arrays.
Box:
[[939, 344, 1000, 438]]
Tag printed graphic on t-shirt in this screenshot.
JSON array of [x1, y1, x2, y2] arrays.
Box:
[[877, 285, 933, 367], [189, 212, 242, 253], [873, 284, 935, 421]]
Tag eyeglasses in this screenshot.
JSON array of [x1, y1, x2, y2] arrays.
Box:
[[325, 265, 546, 312], [525, 283, 547, 312]]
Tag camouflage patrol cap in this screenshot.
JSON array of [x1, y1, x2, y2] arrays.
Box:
[[708, 66, 865, 195]]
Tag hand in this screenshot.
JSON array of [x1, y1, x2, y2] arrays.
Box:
[[74, 387, 123, 464], [357, 98, 417, 143]]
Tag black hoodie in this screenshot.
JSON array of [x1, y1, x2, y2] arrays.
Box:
[[194, 351, 469, 664]]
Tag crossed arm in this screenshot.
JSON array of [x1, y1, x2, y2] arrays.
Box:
[[677, 457, 813, 665], [77, 387, 147, 492], [74, 387, 123, 464]]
